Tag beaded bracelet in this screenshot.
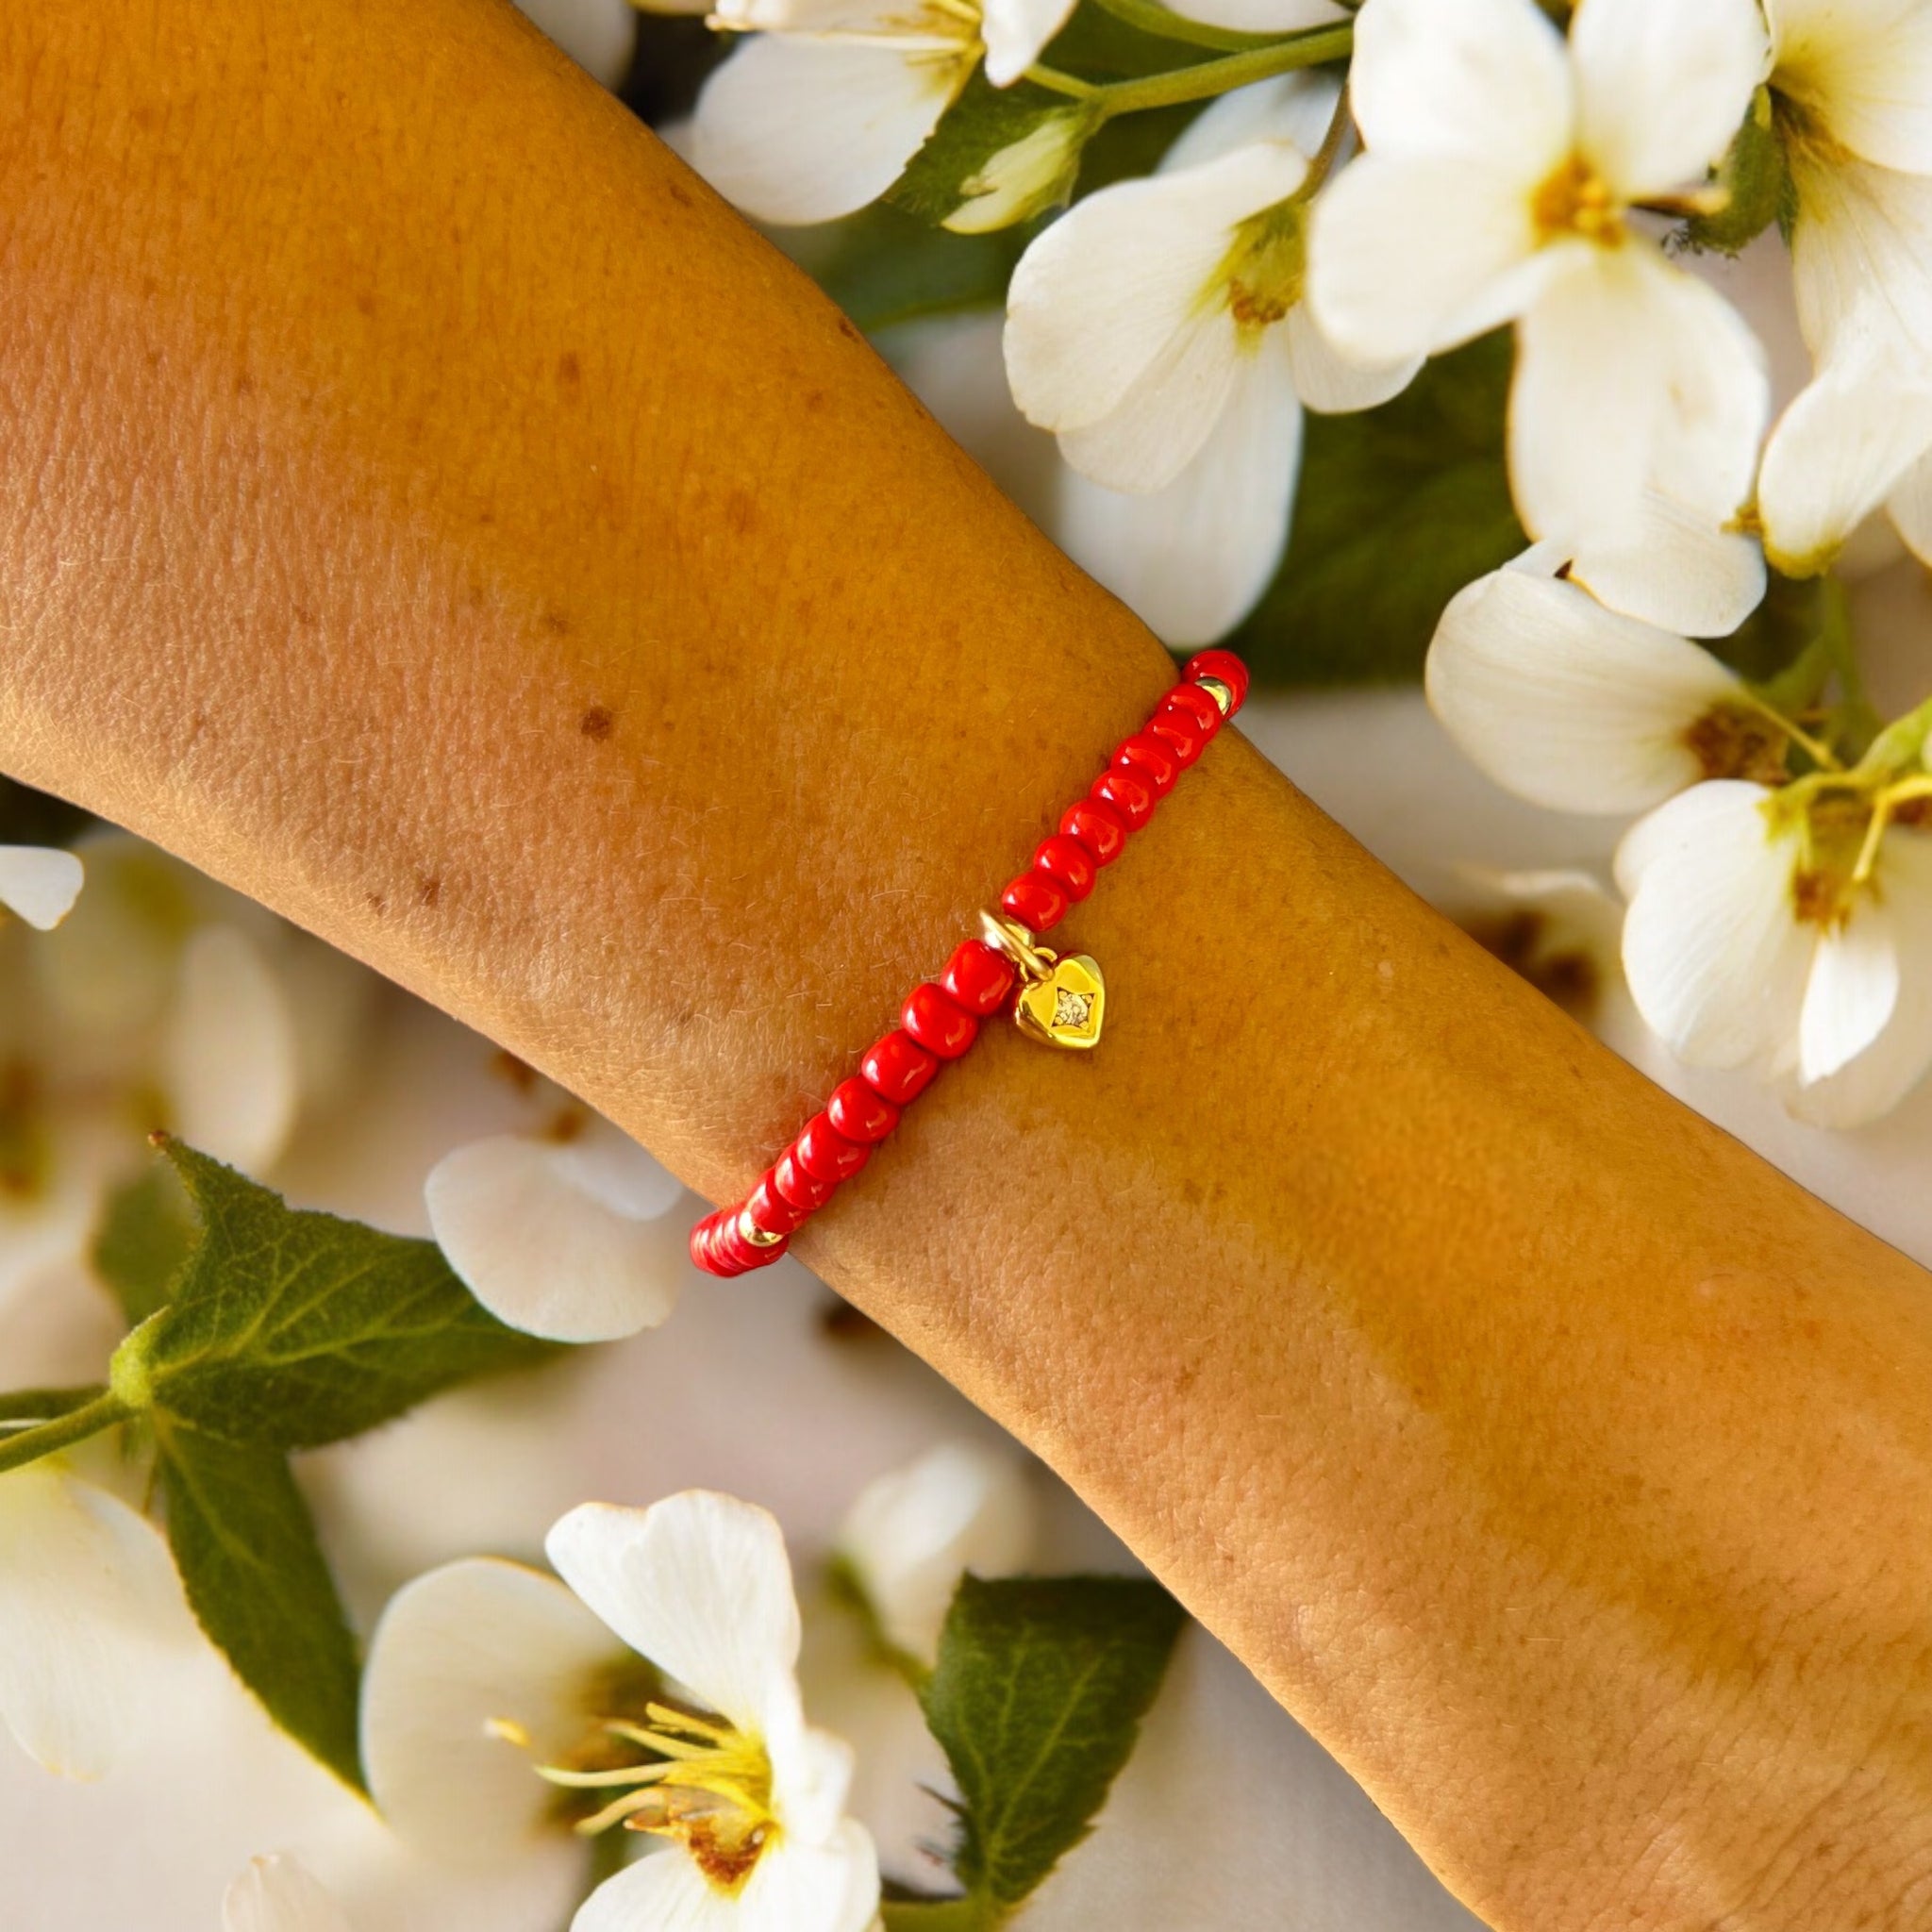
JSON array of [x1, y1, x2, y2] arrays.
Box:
[[690, 648, 1250, 1276]]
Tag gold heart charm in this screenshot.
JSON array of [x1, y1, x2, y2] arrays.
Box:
[[1014, 953, 1106, 1051]]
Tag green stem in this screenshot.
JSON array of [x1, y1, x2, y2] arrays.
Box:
[[0, 1391, 132, 1477], [1088, 0, 1296, 54], [1024, 61, 1101, 98], [1091, 24, 1353, 118]]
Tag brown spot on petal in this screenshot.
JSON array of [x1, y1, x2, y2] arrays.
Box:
[[1684, 704, 1790, 785]]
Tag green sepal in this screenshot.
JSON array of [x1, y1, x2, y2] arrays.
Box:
[[109, 1140, 554, 1449], [920, 1574, 1185, 1913], [1684, 87, 1795, 257], [154, 1414, 364, 1791]]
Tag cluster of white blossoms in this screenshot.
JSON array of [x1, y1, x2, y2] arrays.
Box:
[[657, 0, 1932, 1122]]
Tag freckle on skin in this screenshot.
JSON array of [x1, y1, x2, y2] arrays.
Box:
[[542, 608, 571, 635], [366, 891, 387, 915], [356, 291, 375, 316], [837, 317, 860, 342], [418, 874, 441, 907], [557, 350, 581, 393], [579, 705, 615, 741], [666, 179, 693, 208]]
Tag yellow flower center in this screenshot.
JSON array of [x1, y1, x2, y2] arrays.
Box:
[[1215, 200, 1308, 341], [527, 1702, 781, 1897], [1532, 153, 1626, 246]]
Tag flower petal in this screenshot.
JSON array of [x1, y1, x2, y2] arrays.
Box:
[[574, 1821, 879, 1932], [1566, 490, 1768, 639], [0, 1465, 195, 1779], [1349, 0, 1573, 166], [1758, 344, 1932, 575], [1571, 0, 1769, 195], [1886, 441, 1932, 566], [1770, 0, 1932, 174], [1307, 153, 1554, 363], [546, 1493, 802, 1742], [1056, 312, 1242, 492], [1511, 245, 1766, 554], [514, 0, 642, 87], [361, 1557, 624, 1865], [1425, 562, 1742, 813], [0, 847, 83, 933], [1055, 341, 1301, 645], [692, 39, 960, 226], [1789, 827, 1932, 1125], [1005, 142, 1309, 436], [222, 1855, 356, 1932], [162, 924, 303, 1174], [1787, 151, 1932, 365], [1798, 903, 1901, 1084], [836, 1442, 1037, 1669], [424, 1124, 685, 1343], [1283, 302, 1421, 414], [1161, 71, 1341, 173], [982, 0, 1077, 87], [1616, 780, 1813, 1068]]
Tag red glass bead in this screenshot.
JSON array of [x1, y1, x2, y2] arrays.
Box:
[[1032, 834, 1096, 902], [1001, 870, 1068, 933], [716, 1218, 778, 1274], [1161, 680, 1224, 739], [1091, 766, 1155, 830], [827, 1075, 900, 1144], [773, 1148, 837, 1213], [902, 982, 979, 1058], [1115, 731, 1179, 798], [745, 1173, 809, 1236], [861, 1029, 940, 1104], [796, 1112, 873, 1184], [689, 1216, 724, 1273], [1061, 797, 1128, 866], [1148, 703, 1208, 769], [941, 941, 1017, 1017], [1183, 648, 1248, 715]]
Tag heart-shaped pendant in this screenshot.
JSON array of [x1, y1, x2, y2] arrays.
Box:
[[1014, 953, 1106, 1051]]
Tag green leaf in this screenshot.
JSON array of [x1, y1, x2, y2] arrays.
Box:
[[806, 205, 1029, 334], [92, 1161, 196, 1324], [111, 1141, 553, 1449], [920, 1574, 1185, 1912], [155, 1414, 363, 1790], [1231, 331, 1525, 687], [891, 75, 1095, 232]]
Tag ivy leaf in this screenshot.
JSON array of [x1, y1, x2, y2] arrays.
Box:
[[1232, 332, 1524, 687], [92, 1161, 196, 1324], [920, 1574, 1185, 1912], [112, 1141, 553, 1450], [155, 1414, 363, 1790]]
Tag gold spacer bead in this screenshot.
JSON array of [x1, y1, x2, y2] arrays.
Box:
[[737, 1208, 784, 1250], [1195, 675, 1235, 717]]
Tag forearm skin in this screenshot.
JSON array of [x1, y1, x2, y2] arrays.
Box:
[[2, 5, 1928, 1926]]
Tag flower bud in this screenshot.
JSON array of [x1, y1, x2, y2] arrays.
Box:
[[942, 109, 1093, 235]]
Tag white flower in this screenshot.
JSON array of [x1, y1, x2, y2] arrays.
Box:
[[0, 845, 83, 932], [1008, 75, 1419, 646], [834, 1441, 1035, 1667], [0, 1461, 195, 1779], [223, 1855, 355, 1932], [1618, 779, 1932, 1124], [675, 0, 1077, 226], [363, 1491, 879, 1932], [1309, 0, 1770, 555], [1755, 0, 1932, 572], [1159, 0, 1343, 36], [424, 1120, 686, 1342], [1424, 553, 1779, 815]]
